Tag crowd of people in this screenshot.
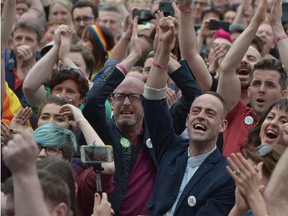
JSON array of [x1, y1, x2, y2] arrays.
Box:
[[1, 0, 288, 215]]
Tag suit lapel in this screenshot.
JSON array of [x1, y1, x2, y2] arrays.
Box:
[[174, 149, 221, 212]]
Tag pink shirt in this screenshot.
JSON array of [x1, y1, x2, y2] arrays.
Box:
[[223, 100, 258, 156]]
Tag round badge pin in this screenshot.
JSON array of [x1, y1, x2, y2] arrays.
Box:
[[146, 138, 153, 148], [244, 116, 254, 125], [120, 137, 130, 148], [187, 195, 196, 207]]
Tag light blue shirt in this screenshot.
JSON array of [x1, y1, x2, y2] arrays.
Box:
[[165, 146, 217, 216]]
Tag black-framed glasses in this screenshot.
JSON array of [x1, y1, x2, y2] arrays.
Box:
[[256, 144, 273, 156], [38, 144, 62, 156], [111, 93, 142, 102], [74, 16, 94, 23]]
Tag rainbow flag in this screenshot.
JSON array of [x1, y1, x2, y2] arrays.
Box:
[[1, 82, 23, 125]]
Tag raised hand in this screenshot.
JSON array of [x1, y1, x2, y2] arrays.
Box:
[[267, 0, 282, 26], [129, 17, 142, 59], [59, 34, 71, 62], [229, 186, 250, 215], [226, 153, 262, 197], [54, 25, 72, 47], [2, 128, 38, 175], [1, 121, 13, 146], [59, 104, 84, 125], [227, 153, 269, 216], [123, 14, 133, 40], [10, 107, 32, 131], [253, 0, 269, 24], [157, 15, 179, 48], [209, 43, 230, 77], [165, 87, 178, 108], [152, 11, 164, 52]]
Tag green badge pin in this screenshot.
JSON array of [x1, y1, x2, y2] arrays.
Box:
[[120, 137, 130, 148]]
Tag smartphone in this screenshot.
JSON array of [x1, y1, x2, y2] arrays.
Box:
[[132, 8, 154, 24], [209, 20, 230, 32], [158, 2, 174, 17], [80, 145, 114, 163]]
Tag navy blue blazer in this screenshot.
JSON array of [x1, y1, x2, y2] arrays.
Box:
[[143, 97, 235, 216]]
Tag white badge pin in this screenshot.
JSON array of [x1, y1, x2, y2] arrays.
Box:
[[146, 138, 153, 148], [187, 195, 196, 207], [244, 116, 254, 125]]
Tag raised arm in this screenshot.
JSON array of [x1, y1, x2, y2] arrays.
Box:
[[1, 0, 16, 55], [59, 104, 105, 146], [217, 0, 268, 112], [146, 15, 177, 89], [2, 129, 50, 216], [108, 15, 133, 62], [23, 25, 71, 108], [59, 104, 115, 174], [1, 0, 16, 105], [116, 17, 142, 72], [268, 0, 288, 71], [177, 0, 212, 92], [232, 0, 251, 26]]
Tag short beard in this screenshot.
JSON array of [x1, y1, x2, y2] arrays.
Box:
[[115, 113, 144, 130]]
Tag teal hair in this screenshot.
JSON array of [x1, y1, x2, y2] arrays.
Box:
[[34, 123, 77, 161]]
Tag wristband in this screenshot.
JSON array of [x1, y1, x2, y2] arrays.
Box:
[[178, 6, 192, 13], [153, 60, 168, 69], [275, 34, 288, 43], [117, 63, 128, 75]]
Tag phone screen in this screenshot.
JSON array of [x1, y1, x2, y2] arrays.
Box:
[[158, 2, 174, 17], [80, 145, 113, 163]]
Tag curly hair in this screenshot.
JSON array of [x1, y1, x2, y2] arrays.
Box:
[[44, 66, 89, 99]]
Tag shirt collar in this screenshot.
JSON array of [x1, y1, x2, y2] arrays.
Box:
[[187, 146, 217, 168]]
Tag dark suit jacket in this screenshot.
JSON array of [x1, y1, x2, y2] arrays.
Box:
[[143, 98, 235, 216], [82, 60, 202, 215]]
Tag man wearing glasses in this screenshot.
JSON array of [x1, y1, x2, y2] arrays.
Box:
[[72, 1, 98, 38], [81, 18, 201, 215]]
